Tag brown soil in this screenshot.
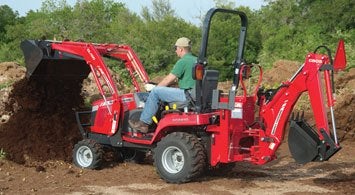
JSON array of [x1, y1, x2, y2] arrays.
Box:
[[0, 61, 354, 194], [0, 78, 84, 164]]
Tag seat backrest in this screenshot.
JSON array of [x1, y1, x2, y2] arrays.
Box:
[[201, 70, 219, 110], [167, 70, 219, 111]]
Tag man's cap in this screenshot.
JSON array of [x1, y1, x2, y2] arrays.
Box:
[[175, 37, 191, 47]]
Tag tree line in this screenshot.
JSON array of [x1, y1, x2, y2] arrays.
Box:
[[0, 0, 353, 81]]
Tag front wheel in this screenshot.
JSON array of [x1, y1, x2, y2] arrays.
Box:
[[153, 132, 206, 183], [72, 139, 103, 169]]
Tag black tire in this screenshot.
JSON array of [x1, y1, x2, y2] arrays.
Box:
[[72, 139, 103, 169], [153, 132, 206, 183], [121, 148, 146, 164]]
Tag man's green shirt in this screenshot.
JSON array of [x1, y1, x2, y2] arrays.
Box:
[[170, 53, 197, 89]]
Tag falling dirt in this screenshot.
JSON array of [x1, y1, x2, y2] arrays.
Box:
[[0, 78, 84, 164], [0, 61, 354, 194]]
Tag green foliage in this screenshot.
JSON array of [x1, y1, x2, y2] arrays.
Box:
[[258, 0, 354, 68], [205, 4, 240, 62], [0, 0, 353, 80], [0, 81, 14, 90], [0, 5, 22, 62], [0, 148, 6, 159], [142, 0, 175, 22], [121, 0, 200, 75], [198, 5, 262, 81], [0, 5, 18, 42], [0, 42, 23, 63]]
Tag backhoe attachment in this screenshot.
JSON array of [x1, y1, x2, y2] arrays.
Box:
[[287, 40, 346, 164]]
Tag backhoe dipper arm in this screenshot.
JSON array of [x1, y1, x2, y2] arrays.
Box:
[[256, 52, 341, 164]]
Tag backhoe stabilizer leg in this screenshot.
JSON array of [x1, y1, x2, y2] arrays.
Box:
[[317, 129, 341, 161], [288, 120, 341, 164]]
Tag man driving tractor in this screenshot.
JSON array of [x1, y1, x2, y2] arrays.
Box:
[[128, 37, 197, 133]]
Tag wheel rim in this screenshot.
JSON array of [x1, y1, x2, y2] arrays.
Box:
[[161, 146, 184, 174], [76, 145, 93, 167]]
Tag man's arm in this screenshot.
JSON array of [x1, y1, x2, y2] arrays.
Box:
[[158, 73, 177, 86]]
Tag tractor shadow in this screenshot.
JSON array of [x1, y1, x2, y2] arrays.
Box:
[[199, 154, 355, 185]]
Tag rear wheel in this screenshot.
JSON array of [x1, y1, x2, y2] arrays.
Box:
[[73, 139, 103, 169], [153, 132, 206, 183]]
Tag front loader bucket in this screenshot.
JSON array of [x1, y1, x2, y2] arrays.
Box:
[[20, 40, 91, 80], [288, 120, 320, 164]]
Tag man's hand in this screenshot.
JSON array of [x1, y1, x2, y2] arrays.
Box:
[[144, 83, 156, 92]]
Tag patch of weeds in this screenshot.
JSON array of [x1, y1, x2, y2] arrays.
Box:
[[0, 81, 13, 90], [0, 148, 6, 160]]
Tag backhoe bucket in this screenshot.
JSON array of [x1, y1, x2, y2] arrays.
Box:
[[288, 119, 321, 164], [288, 119, 341, 164], [20, 40, 91, 80]]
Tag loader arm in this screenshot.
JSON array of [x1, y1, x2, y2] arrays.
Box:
[[21, 40, 150, 91], [256, 52, 342, 164], [50, 42, 120, 100], [105, 45, 150, 92]]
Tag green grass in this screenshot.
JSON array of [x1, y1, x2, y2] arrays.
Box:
[[0, 148, 6, 160], [0, 81, 14, 90]]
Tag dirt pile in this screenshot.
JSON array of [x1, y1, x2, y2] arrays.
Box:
[[0, 64, 85, 164], [0, 62, 25, 83], [263, 60, 301, 84], [0, 62, 25, 124], [334, 68, 355, 140]]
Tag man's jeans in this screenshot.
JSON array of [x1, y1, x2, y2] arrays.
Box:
[[140, 86, 187, 125]]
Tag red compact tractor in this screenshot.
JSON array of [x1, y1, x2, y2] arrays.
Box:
[[21, 8, 347, 183]]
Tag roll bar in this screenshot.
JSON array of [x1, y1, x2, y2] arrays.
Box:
[[194, 8, 248, 112]]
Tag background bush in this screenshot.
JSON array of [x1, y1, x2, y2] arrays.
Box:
[[0, 0, 353, 82]]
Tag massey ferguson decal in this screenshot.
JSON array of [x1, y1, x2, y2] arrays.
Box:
[[271, 100, 288, 135]]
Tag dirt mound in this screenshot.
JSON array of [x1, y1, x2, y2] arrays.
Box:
[[334, 68, 355, 140], [0, 62, 25, 83], [0, 62, 25, 123], [0, 62, 126, 165], [335, 92, 355, 140], [263, 60, 301, 84], [0, 73, 85, 164]]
